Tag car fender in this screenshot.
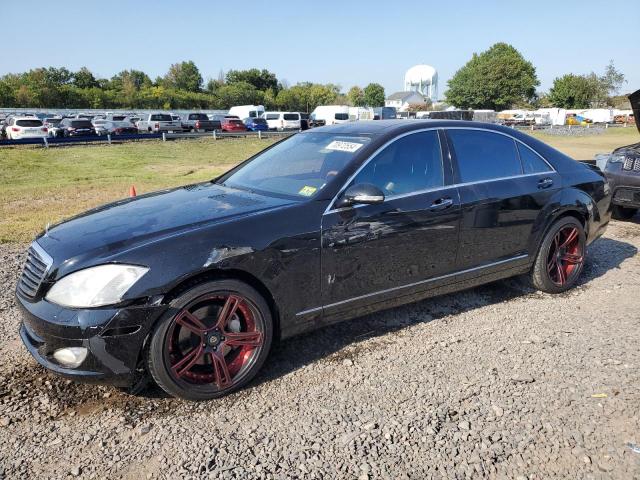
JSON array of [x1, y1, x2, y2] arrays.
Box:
[[529, 187, 596, 256]]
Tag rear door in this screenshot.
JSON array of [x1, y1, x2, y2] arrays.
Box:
[[321, 129, 461, 321], [444, 128, 560, 269]]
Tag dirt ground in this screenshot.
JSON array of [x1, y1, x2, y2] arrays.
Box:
[[0, 216, 639, 479]]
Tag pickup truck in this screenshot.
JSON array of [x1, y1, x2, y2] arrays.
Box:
[[180, 112, 219, 132], [136, 113, 182, 133]]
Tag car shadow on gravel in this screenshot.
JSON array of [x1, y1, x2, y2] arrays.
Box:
[[249, 236, 637, 390]]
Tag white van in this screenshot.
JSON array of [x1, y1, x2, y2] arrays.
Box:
[[228, 105, 265, 120], [310, 105, 350, 126], [262, 112, 301, 131]]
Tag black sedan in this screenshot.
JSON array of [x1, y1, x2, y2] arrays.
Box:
[[17, 120, 611, 400]]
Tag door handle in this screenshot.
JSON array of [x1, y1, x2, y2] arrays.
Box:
[[538, 178, 554, 189], [429, 197, 454, 211]]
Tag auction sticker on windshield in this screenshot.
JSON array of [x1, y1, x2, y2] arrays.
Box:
[[325, 140, 364, 153], [298, 186, 317, 197]]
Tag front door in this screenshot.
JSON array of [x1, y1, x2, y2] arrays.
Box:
[[321, 130, 461, 321]]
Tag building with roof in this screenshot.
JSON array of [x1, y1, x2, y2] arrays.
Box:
[[385, 91, 427, 112]]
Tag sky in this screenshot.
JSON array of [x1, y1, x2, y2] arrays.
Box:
[[2, 0, 639, 99]]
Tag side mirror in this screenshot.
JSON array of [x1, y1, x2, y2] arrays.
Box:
[[335, 183, 385, 208]]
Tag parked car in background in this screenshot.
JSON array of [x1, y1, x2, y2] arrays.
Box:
[[262, 112, 301, 131], [310, 105, 350, 126], [602, 89, 640, 220], [373, 106, 397, 120], [56, 118, 97, 137], [180, 113, 217, 132], [3, 117, 48, 140], [243, 117, 269, 131], [44, 118, 63, 137], [94, 120, 137, 136], [16, 120, 611, 401], [136, 113, 181, 133], [221, 117, 247, 132], [300, 112, 310, 130], [228, 105, 265, 120]]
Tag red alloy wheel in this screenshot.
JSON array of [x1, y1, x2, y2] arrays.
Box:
[[166, 293, 264, 389], [546, 226, 584, 286]]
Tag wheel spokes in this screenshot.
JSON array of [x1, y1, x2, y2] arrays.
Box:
[[559, 228, 578, 249], [225, 331, 263, 348], [172, 345, 204, 377], [555, 262, 566, 284], [176, 310, 208, 334], [215, 295, 240, 330], [562, 253, 583, 265], [210, 351, 232, 388]]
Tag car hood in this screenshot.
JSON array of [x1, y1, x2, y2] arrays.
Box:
[[37, 182, 294, 264], [630, 89, 640, 134]]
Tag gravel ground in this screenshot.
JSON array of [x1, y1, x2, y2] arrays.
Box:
[[0, 219, 639, 479]]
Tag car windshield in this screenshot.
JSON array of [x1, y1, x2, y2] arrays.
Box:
[[218, 133, 371, 199]]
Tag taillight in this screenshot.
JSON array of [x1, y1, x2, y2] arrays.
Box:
[[42, 127, 48, 132], [195, 120, 201, 129], [154, 122, 159, 130], [11, 127, 19, 132]]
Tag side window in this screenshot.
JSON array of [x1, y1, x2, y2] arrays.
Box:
[[350, 131, 443, 196], [517, 143, 552, 174], [447, 129, 522, 182]]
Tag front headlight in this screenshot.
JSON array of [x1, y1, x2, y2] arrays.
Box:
[[45, 264, 149, 308]]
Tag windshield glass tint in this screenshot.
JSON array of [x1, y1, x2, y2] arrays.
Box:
[[71, 120, 92, 128], [220, 133, 370, 199], [16, 119, 43, 127]]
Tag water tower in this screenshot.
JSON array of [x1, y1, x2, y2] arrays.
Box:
[[404, 64, 438, 102]]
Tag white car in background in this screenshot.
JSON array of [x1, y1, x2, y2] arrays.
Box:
[[262, 112, 301, 131], [4, 117, 48, 140], [310, 105, 350, 126], [44, 118, 63, 137]]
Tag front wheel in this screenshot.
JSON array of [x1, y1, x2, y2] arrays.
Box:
[[612, 205, 637, 220], [147, 280, 273, 401], [529, 216, 586, 293]]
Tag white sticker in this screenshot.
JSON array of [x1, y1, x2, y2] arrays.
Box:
[[325, 140, 364, 153]]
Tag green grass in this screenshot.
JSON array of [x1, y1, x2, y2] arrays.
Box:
[[529, 126, 639, 160], [0, 138, 277, 243], [1, 127, 638, 244]]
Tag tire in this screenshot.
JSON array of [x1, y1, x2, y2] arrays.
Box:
[[611, 205, 637, 220], [529, 216, 586, 294], [147, 280, 273, 401]]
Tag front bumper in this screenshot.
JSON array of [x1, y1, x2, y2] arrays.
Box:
[[605, 168, 640, 209], [17, 294, 166, 387]]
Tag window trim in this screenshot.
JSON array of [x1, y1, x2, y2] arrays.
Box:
[[325, 126, 556, 215], [325, 127, 445, 214]]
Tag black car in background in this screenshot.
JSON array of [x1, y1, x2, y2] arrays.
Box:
[[602, 89, 640, 220], [56, 118, 97, 137], [180, 113, 217, 132], [17, 120, 611, 401]]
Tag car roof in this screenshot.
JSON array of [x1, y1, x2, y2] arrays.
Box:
[[315, 119, 518, 137], [13, 116, 43, 121]]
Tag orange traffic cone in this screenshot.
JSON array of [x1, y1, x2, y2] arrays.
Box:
[[129, 185, 137, 197]]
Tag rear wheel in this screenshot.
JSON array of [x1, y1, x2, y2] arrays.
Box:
[[147, 280, 273, 401], [529, 217, 586, 293], [612, 205, 637, 220]]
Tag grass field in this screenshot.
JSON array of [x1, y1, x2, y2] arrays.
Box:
[[1, 127, 638, 243]]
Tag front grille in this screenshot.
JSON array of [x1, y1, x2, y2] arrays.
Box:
[[18, 243, 53, 299], [622, 156, 640, 172]]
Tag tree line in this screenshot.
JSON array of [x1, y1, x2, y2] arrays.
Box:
[[0, 61, 385, 112], [444, 43, 629, 110], [0, 47, 630, 111]]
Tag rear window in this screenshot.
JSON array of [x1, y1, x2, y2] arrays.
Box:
[[46, 119, 61, 125], [334, 113, 348, 120], [447, 129, 522, 182], [16, 119, 43, 127], [229, 119, 243, 125], [283, 113, 299, 121], [188, 113, 208, 121], [110, 115, 126, 121], [71, 120, 93, 128], [150, 114, 172, 121]]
